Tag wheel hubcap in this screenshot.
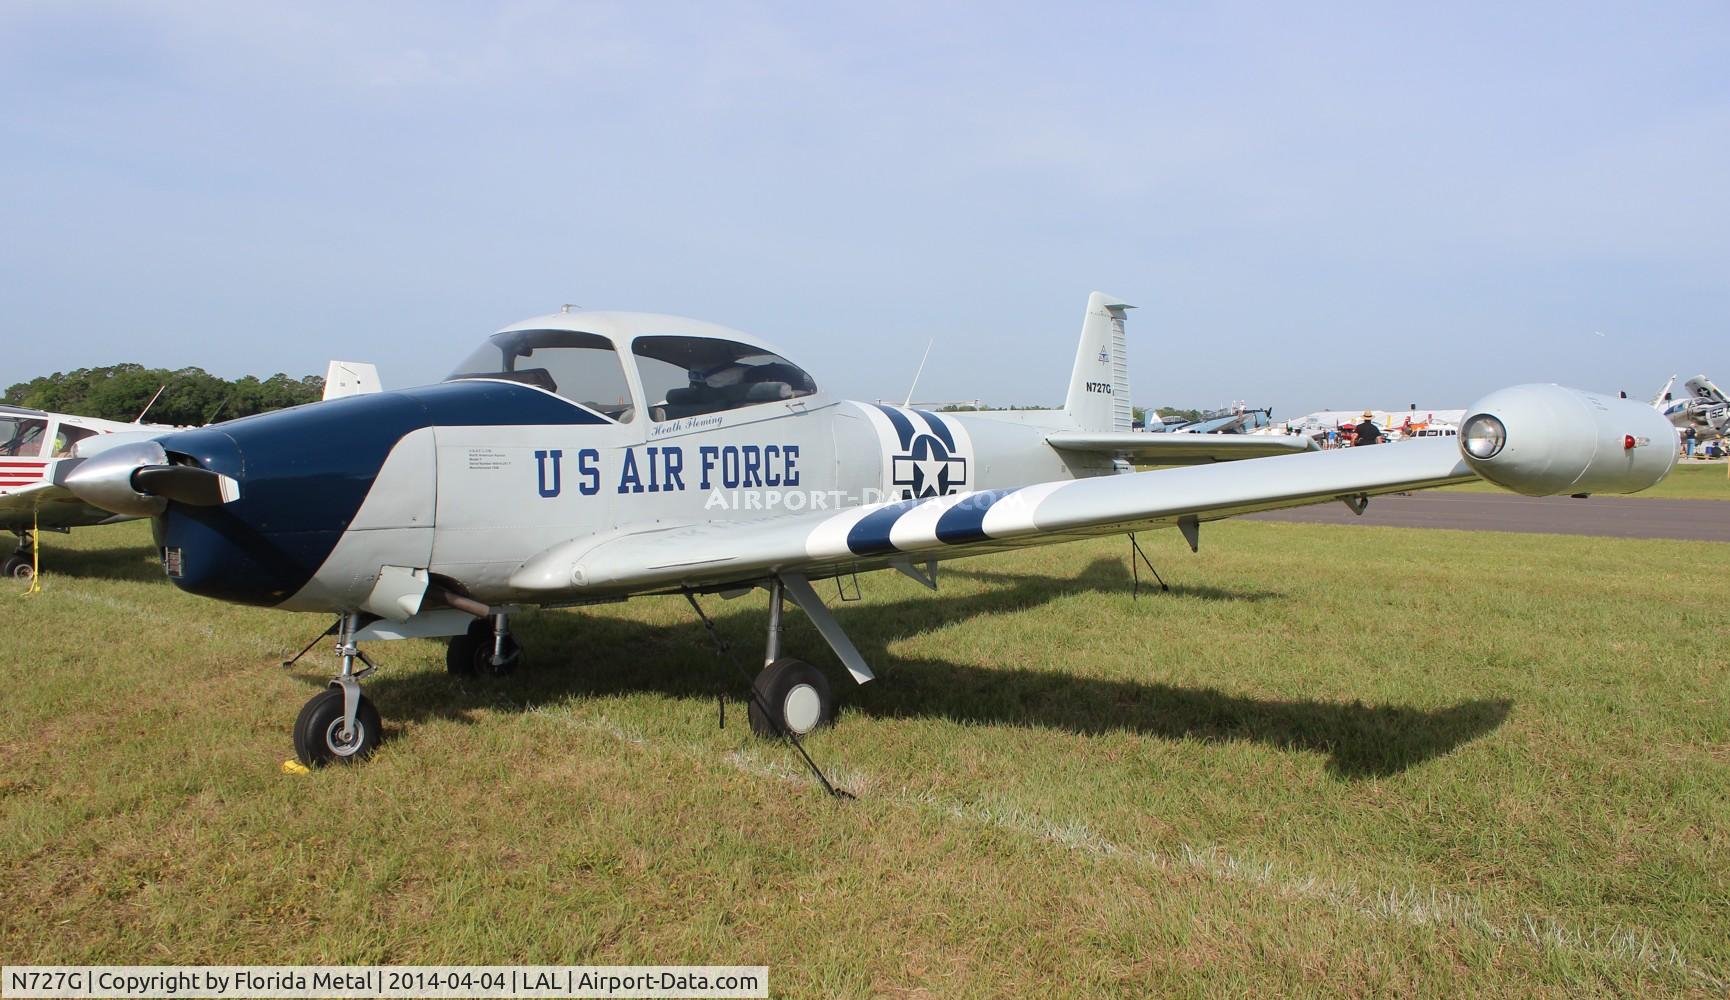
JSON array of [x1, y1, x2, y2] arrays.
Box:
[[323, 717, 364, 756], [783, 683, 822, 734]]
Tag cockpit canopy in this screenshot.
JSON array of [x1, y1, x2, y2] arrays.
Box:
[[632, 335, 817, 421], [446, 322, 818, 423]]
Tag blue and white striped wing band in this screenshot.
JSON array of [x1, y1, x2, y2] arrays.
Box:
[[806, 482, 1071, 560]]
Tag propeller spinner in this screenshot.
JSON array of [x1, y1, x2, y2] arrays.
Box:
[[63, 440, 240, 516]]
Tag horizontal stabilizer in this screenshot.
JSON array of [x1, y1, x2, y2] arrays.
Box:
[[1047, 431, 1314, 464]]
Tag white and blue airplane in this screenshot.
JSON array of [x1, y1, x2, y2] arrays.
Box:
[[52, 293, 1677, 767], [1655, 374, 1729, 442]]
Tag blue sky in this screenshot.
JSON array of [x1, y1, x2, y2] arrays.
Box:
[[2, 1, 1726, 416]]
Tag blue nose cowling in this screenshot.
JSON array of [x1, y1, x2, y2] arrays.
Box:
[[156, 380, 608, 607], [158, 391, 430, 606]]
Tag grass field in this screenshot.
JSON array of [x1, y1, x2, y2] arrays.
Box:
[[1440, 462, 1730, 500], [2, 518, 1727, 997]]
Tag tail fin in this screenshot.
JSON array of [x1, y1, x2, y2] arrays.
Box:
[[1062, 291, 1134, 432], [1684, 374, 1726, 404], [1653, 375, 1677, 408]]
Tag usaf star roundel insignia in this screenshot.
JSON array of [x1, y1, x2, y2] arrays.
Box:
[[892, 431, 968, 499]]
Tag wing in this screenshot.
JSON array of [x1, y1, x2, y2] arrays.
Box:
[[1047, 431, 1313, 464], [0, 484, 56, 522], [0, 481, 130, 530], [503, 383, 1677, 600], [511, 439, 1472, 597]]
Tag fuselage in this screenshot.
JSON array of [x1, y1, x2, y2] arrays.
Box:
[[151, 311, 1108, 611]]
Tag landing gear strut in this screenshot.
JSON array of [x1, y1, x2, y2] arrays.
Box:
[[293, 612, 382, 767], [3, 531, 33, 582], [747, 578, 834, 738], [445, 612, 524, 676]]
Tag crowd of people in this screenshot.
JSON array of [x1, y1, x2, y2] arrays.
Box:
[[1681, 427, 1725, 459]]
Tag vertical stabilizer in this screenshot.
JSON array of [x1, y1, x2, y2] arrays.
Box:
[[1062, 292, 1134, 432], [1684, 374, 1726, 405]]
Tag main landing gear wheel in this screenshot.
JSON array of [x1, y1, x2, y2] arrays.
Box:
[[446, 619, 523, 677], [749, 658, 834, 738], [1, 555, 32, 582], [293, 688, 382, 767]]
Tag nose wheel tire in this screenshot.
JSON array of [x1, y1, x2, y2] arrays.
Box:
[[293, 688, 382, 767], [748, 658, 834, 738], [2, 555, 33, 582], [446, 621, 523, 677]]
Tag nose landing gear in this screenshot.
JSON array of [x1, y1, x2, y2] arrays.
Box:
[[292, 613, 382, 767], [288, 608, 528, 767]]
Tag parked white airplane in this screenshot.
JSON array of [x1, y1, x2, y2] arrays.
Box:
[[50, 293, 1676, 768], [1654, 374, 1728, 441], [0, 405, 182, 580]]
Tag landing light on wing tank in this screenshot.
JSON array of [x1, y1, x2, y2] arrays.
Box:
[[1456, 384, 1677, 496]]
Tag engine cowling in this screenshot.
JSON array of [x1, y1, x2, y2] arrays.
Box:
[[1458, 384, 1677, 496]]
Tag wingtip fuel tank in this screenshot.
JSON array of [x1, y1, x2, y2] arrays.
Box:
[[1457, 384, 1678, 497]]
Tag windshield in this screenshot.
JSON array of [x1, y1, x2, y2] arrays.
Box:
[[633, 335, 817, 421], [0, 416, 47, 458], [446, 329, 635, 421]]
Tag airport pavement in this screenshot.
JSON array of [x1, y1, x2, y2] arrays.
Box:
[[1245, 492, 1730, 542]]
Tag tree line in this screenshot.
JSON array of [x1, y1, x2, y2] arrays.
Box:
[[3, 364, 324, 426]]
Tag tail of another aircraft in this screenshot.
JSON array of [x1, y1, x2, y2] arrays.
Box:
[[1684, 374, 1726, 405], [1652, 375, 1677, 408], [1062, 291, 1134, 433], [323, 361, 382, 401]]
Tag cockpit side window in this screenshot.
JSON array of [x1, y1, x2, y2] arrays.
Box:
[[54, 424, 99, 457], [446, 330, 636, 421], [0, 417, 48, 458], [632, 336, 817, 422]]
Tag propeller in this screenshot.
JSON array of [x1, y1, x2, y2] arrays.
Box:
[[131, 465, 237, 507]]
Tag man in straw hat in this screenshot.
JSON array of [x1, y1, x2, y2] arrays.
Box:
[[1353, 410, 1384, 446]]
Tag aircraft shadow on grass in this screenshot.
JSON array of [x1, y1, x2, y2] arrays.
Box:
[[284, 555, 1510, 779], [36, 540, 167, 584]]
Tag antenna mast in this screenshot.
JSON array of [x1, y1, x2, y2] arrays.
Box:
[[134, 384, 168, 424], [903, 339, 935, 407]]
